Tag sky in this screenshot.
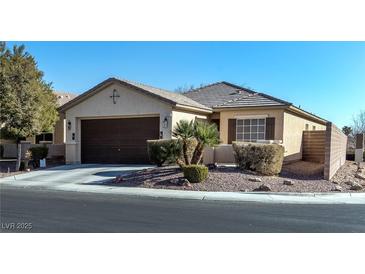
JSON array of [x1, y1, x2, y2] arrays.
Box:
[[6, 41, 365, 128]]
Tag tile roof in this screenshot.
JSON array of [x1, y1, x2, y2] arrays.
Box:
[[54, 92, 77, 106], [184, 81, 291, 109], [119, 78, 211, 111], [59, 78, 212, 112]]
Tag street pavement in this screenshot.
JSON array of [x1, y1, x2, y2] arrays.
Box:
[[1, 185, 365, 232]]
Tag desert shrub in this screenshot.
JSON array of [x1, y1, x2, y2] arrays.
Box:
[[233, 142, 284, 175], [28, 146, 48, 167], [147, 139, 182, 167], [147, 139, 197, 167], [182, 164, 208, 183]]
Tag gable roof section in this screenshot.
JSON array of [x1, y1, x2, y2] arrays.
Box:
[[183, 82, 255, 108], [184, 81, 291, 108], [55, 92, 77, 106], [59, 77, 212, 112], [215, 93, 288, 108], [185, 81, 327, 124]]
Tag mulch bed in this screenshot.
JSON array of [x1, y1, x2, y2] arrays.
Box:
[[108, 161, 365, 193]]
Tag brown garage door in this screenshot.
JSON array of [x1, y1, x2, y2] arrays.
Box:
[[81, 117, 159, 164]]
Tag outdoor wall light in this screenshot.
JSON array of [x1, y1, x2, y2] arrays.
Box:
[[163, 117, 169, 128], [67, 120, 72, 130]]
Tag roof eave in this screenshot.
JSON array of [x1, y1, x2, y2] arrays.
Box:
[[212, 105, 288, 111], [287, 105, 328, 125], [174, 104, 212, 114]]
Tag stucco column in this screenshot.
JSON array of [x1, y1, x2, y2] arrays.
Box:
[[355, 133, 364, 162]]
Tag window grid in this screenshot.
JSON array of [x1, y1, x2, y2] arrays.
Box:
[[236, 118, 266, 142]]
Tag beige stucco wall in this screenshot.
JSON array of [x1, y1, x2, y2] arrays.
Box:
[[283, 110, 326, 162], [219, 108, 285, 144], [53, 112, 65, 144], [63, 82, 208, 164], [64, 82, 174, 164], [171, 109, 208, 134]]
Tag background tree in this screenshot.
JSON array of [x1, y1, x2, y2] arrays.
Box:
[[342, 126, 353, 136], [0, 42, 59, 170], [352, 110, 365, 134]]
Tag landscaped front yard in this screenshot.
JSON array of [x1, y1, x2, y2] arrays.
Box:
[[108, 161, 365, 193]]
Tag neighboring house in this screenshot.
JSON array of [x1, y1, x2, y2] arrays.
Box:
[[58, 77, 327, 164], [0, 91, 77, 145]]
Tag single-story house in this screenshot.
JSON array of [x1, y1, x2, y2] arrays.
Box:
[[58, 77, 327, 164]]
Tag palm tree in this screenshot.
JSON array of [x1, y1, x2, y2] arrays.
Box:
[[172, 120, 194, 165], [191, 121, 220, 164]]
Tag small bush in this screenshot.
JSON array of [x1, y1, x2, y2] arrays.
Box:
[[28, 146, 49, 167], [233, 142, 284, 175], [147, 139, 182, 167], [182, 165, 208, 183], [147, 139, 197, 166]]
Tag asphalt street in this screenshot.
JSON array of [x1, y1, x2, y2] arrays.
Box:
[[1, 185, 365, 232]]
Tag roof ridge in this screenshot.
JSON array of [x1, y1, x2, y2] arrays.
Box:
[[112, 77, 212, 110], [184, 81, 226, 93], [214, 92, 258, 107], [256, 91, 292, 106], [220, 81, 256, 94]]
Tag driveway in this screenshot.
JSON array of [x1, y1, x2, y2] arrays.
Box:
[[0, 164, 153, 191]]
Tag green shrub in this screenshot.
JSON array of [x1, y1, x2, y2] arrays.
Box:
[[182, 164, 208, 183], [147, 139, 182, 166], [147, 139, 197, 167], [28, 146, 49, 167], [233, 142, 284, 175]]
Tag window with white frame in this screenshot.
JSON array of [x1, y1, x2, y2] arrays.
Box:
[[236, 118, 266, 142]]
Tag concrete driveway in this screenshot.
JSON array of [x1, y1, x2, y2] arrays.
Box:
[[0, 164, 153, 191]]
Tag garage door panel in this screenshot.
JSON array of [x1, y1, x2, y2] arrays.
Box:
[[81, 117, 159, 164]]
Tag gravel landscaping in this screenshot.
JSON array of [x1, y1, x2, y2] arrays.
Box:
[[108, 161, 365, 193]]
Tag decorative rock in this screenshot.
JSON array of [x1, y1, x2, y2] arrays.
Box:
[[206, 163, 218, 170], [331, 185, 343, 192], [331, 181, 339, 185], [179, 178, 190, 185], [182, 180, 192, 188], [239, 189, 250, 192], [283, 180, 294, 186], [345, 181, 354, 186], [355, 173, 365, 180], [249, 177, 262, 183], [170, 178, 180, 185], [26, 168, 31, 172], [350, 183, 363, 191], [253, 184, 271, 192]]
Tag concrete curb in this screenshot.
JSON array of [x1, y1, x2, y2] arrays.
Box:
[[47, 184, 365, 204]]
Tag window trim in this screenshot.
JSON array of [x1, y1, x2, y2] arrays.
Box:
[[236, 118, 266, 142]]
